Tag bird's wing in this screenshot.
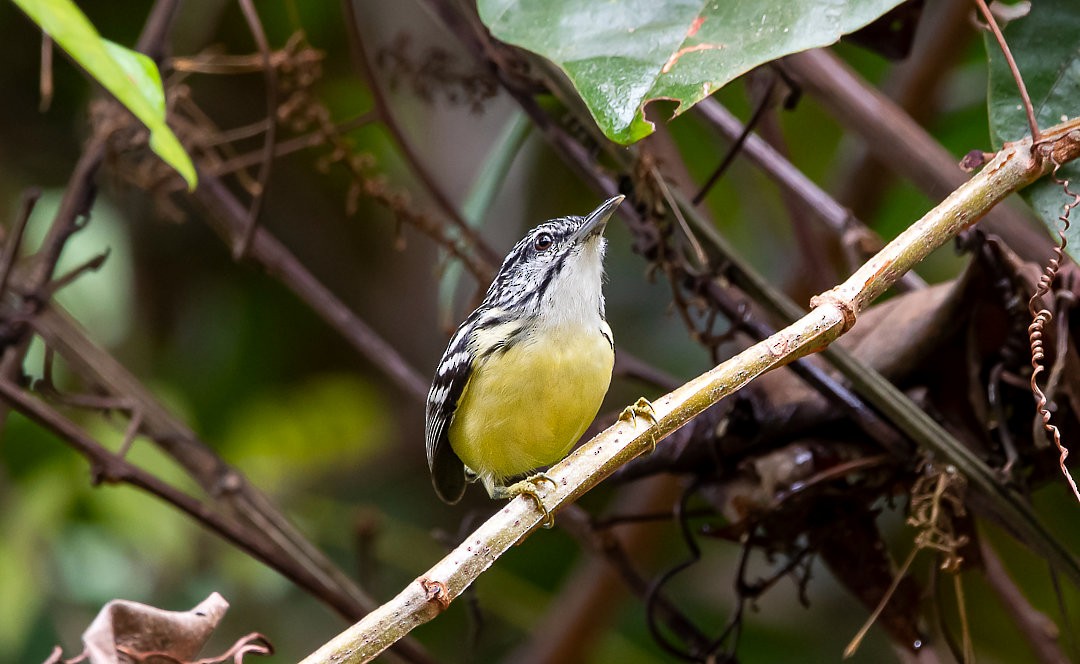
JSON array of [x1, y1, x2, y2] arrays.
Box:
[[425, 326, 474, 504]]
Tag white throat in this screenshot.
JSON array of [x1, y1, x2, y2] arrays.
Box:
[[538, 240, 606, 330]]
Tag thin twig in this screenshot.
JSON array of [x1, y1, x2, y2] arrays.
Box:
[[39, 34, 53, 112], [45, 250, 108, 296], [0, 188, 40, 297], [340, 0, 500, 267], [844, 547, 919, 658], [26, 132, 106, 293], [209, 112, 377, 175], [781, 48, 1053, 263], [193, 174, 429, 400], [692, 82, 773, 205], [695, 99, 926, 291], [974, 0, 1040, 144], [234, 0, 278, 259]]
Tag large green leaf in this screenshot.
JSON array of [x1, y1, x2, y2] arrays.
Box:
[[987, 0, 1080, 262], [13, 0, 197, 189], [479, 0, 906, 144]]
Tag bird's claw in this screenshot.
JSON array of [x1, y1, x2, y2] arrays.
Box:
[[494, 473, 558, 528], [619, 397, 659, 453]]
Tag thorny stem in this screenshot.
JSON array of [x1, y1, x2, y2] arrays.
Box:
[[300, 117, 1080, 664]]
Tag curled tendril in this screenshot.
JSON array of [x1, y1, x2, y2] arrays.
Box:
[[1028, 156, 1080, 502]]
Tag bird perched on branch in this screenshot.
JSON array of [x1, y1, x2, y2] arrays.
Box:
[[425, 196, 624, 523]]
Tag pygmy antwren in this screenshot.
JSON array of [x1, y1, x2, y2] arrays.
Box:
[[425, 196, 624, 518]]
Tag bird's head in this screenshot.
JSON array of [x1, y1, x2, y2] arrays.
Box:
[[484, 196, 624, 322]]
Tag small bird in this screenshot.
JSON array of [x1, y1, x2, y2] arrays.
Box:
[[425, 196, 624, 517]]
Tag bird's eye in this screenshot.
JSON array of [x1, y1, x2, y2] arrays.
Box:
[[533, 232, 554, 252]]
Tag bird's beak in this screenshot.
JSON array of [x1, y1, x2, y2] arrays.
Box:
[[572, 195, 624, 244]]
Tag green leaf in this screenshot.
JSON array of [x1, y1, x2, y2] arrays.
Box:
[[986, 0, 1080, 262], [479, 0, 905, 144], [13, 0, 197, 189]]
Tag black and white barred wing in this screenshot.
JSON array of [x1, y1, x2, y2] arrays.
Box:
[[425, 324, 474, 504]]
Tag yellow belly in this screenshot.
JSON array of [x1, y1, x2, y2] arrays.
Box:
[[448, 325, 614, 483]]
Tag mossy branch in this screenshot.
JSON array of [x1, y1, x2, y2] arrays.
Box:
[[301, 118, 1080, 664]]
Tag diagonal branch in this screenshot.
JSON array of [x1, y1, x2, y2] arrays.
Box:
[[340, 0, 500, 268], [0, 377, 344, 611], [26, 303, 375, 617], [780, 47, 1053, 263], [192, 173, 429, 400], [694, 98, 927, 292], [18, 299, 435, 664], [301, 118, 1080, 663]]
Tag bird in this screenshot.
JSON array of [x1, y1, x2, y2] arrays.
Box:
[[425, 195, 625, 522]]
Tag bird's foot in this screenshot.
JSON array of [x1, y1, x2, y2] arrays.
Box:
[[492, 473, 558, 528], [619, 397, 659, 453]]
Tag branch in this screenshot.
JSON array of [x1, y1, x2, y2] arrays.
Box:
[[300, 116, 1080, 664], [0, 377, 342, 612], [975, 0, 1040, 144], [979, 535, 1070, 664], [16, 259, 436, 664], [25, 304, 378, 620], [694, 98, 927, 292], [781, 47, 1054, 263], [340, 0, 500, 268], [192, 174, 429, 400], [834, 0, 973, 221], [0, 188, 39, 297], [233, 0, 278, 259]]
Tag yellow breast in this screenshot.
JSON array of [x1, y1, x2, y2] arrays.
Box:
[[448, 323, 614, 483]]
